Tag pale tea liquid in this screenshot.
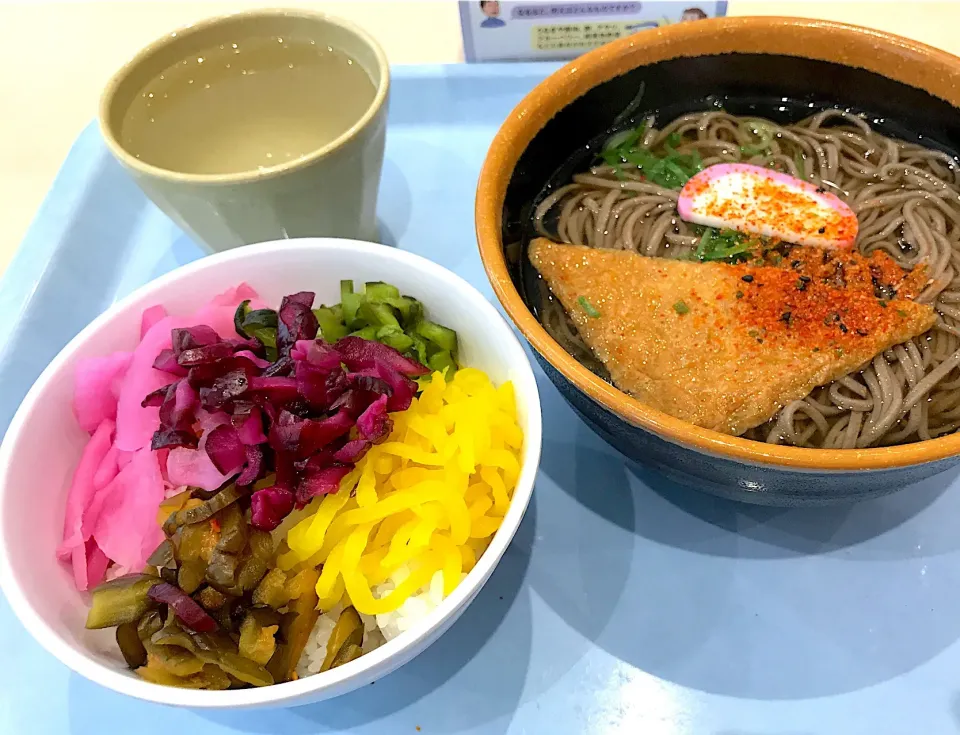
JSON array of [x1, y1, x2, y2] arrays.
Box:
[[120, 36, 376, 175]]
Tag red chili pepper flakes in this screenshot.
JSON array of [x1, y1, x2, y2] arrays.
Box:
[[731, 245, 926, 351]]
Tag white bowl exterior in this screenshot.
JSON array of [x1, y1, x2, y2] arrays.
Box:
[[0, 239, 542, 708]]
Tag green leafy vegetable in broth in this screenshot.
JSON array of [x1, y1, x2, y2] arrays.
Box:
[[692, 227, 757, 264], [739, 120, 778, 157], [600, 122, 703, 189]]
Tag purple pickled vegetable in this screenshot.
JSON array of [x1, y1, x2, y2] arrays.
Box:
[[204, 424, 246, 475], [249, 376, 299, 403], [357, 394, 393, 443], [177, 342, 235, 368], [229, 353, 267, 375], [267, 410, 353, 457], [151, 428, 198, 451], [224, 337, 262, 353], [277, 294, 318, 353], [199, 368, 253, 409], [141, 384, 172, 408], [250, 486, 295, 531], [283, 398, 313, 418], [296, 362, 349, 409], [153, 349, 187, 376], [274, 451, 297, 492], [334, 439, 371, 464], [262, 355, 294, 378], [298, 410, 354, 457], [268, 410, 304, 454], [292, 339, 342, 370], [234, 350, 270, 369], [284, 292, 316, 308], [234, 407, 266, 445], [171, 325, 221, 357], [148, 582, 218, 633], [132, 291, 439, 535], [335, 336, 429, 377], [236, 444, 263, 486], [297, 463, 354, 505], [159, 380, 199, 431], [348, 372, 393, 398], [371, 365, 417, 412], [257, 397, 278, 424], [329, 389, 375, 419]]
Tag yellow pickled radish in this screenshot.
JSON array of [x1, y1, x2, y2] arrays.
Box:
[[281, 368, 523, 617]]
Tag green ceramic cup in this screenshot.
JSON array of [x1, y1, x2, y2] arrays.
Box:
[[99, 9, 389, 252]]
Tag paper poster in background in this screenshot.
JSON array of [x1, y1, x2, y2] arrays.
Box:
[[460, 1, 728, 62]]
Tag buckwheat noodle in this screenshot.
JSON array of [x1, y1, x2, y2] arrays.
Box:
[[533, 110, 960, 448]]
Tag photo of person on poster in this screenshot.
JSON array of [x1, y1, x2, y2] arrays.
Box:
[[681, 7, 709, 22], [480, 1, 506, 28]]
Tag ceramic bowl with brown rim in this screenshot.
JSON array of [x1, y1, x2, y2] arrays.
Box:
[[477, 16, 960, 506]]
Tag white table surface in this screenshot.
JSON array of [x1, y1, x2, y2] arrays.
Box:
[[2, 1, 960, 276]]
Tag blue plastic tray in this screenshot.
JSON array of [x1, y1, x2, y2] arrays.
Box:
[[3, 62, 960, 735]]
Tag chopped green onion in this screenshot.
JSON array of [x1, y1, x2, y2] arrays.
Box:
[[693, 227, 756, 263], [312, 281, 462, 370], [314, 306, 349, 343], [376, 325, 414, 353], [363, 282, 400, 302], [600, 120, 701, 190], [358, 301, 400, 329], [673, 300, 690, 316], [415, 321, 458, 353], [350, 325, 379, 341], [794, 150, 808, 180], [427, 350, 457, 376], [578, 296, 601, 318]]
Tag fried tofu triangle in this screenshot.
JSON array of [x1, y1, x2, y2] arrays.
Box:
[[529, 238, 936, 436]]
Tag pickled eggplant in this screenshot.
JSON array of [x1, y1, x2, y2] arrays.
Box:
[[319, 607, 363, 673], [239, 612, 279, 666], [85, 575, 158, 629], [116, 622, 148, 669], [146, 539, 176, 568], [175, 521, 219, 564], [215, 503, 247, 554], [266, 568, 320, 682], [205, 549, 240, 591], [166, 484, 247, 531], [196, 586, 228, 611], [328, 643, 362, 670], [195, 648, 274, 687], [146, 644, 204, 677], [252, 568, 290, 609], [137, 610, 163, 643], [235, 530, 273, 591], [177, 559, 207, 595], [137, 660, 231, 690]]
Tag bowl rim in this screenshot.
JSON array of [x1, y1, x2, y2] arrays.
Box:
[[0, 238, 542, 708], [98, 8, 391, 186], [476, 15, 960, 471]]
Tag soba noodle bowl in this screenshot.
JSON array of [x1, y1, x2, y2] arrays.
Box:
[[533, 109, 960, 448]]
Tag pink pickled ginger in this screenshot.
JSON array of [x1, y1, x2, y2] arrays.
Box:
[[114, 285, 264, 453], [72, 353, 132, 433], [59, 284, 262, 590]]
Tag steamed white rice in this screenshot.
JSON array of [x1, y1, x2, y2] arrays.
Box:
[[296, 566, 461, 677]]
